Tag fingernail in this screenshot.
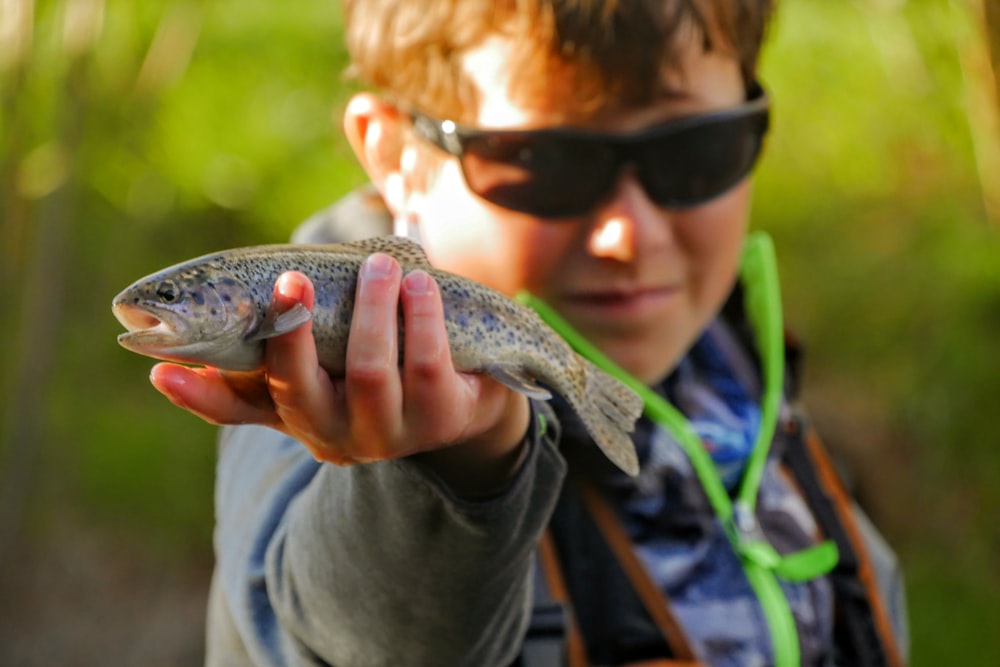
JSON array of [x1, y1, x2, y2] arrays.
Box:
[[404, 270, 432, 295], [277, 273, 304, 301], [151, 367, 189, 409], [363, 253, 394, 279]]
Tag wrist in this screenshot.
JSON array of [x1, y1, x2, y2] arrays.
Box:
[[415, 393, 532, 498]]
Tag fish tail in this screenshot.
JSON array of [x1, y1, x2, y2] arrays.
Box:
[[570, 360, 644, 476]]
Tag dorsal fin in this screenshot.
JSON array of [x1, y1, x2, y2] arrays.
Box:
[[327, 235, 433, 269]]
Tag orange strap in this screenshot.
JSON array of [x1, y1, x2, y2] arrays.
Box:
[[801, 426, 906, 667], [538, 515, 707, 666], [575, 479, 702, 665], [537, 530, 590, 667]]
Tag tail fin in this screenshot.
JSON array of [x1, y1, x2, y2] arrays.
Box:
[[571, 360, 643, 476]]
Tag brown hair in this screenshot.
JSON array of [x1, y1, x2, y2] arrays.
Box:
[[342, 0, 775, 120]]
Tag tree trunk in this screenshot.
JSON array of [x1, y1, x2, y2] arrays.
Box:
[[984, 0, 1000, 93], [961, 0, 1000, 226]]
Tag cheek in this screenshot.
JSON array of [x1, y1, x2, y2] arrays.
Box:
[[681, 183, 752, 290], [408, 163, 495, 268], [411, 163, 577, 295], [427, 220, 576, 297]]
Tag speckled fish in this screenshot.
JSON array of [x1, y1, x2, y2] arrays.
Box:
[[112, 235, 642, 475]]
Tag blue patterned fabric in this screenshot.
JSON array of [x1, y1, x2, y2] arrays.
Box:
[[674, 326, 763, 490], [601, 321, 836, 666]]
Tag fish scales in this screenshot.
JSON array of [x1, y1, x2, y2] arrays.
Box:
[[112, 235, 642, 475]]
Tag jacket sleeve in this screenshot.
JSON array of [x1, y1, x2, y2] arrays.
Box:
[[205, 404, 567, 667]]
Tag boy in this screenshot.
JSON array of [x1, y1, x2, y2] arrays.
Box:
[[150, 1, 908, 664]]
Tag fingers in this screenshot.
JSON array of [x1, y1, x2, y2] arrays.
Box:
[[344, 254, 405, 451], [399, 269, 474, 444], [263, 272, 343, 441], [148, 255, 525, 476], [150, 363, 278, 427]]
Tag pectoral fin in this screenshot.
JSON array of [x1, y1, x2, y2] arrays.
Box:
[[486, 362, 553, 400], [246, 303, 313, 341]]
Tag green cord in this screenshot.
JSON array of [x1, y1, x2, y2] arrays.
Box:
[[518, 294, 732, 520], [517, 231, 838, 666]]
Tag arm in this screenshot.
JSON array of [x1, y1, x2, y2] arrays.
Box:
[[207, 407, 565, 666], [150, 256, 531, 490], [153, 256, 565, 664], [272, 428, 564, 666]]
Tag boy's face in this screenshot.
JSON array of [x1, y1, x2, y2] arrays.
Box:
[[375, 38, 752, 385]]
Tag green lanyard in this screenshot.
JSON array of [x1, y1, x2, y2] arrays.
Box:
[[517, 231, 838, 667]]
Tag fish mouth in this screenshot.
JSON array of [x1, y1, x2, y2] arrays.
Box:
[[112, 301, 185, 350]]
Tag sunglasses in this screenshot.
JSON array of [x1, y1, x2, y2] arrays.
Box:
[[409, 83, 770, 219]]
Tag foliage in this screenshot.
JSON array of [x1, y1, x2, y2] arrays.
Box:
[[1, 0, 997, 663], [756, 2, 1000, 662]]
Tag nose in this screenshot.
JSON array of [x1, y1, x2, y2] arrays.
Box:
[[586, 171, 671, 262]]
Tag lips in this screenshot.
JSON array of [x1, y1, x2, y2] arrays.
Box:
[[112, 301, 184, 350], [113, 302, 164, 334], [569, 286, 671, 302], [557, 285, 681, 320], [564, 282, 680, 302]]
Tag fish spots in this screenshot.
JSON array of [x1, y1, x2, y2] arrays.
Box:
[[451, 285, 472, 301], [480, 311, 502, 332], [113, 237, 641, 473]]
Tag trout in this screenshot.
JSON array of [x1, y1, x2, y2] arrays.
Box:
[[112, 235, 642, 475]]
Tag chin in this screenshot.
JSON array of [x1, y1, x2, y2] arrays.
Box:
[[602, 339, 686, 386]]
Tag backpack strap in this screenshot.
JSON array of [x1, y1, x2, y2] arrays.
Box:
[[529, 474, 707, 667], [781, 413, 906, 667], [517, 532, 579, 667], [574, 478, 702, 665]]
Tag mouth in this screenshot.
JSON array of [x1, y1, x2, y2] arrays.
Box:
[[112, 301, 182, 348], [565, 285, 679, 304], [558, 285, 680, 319]]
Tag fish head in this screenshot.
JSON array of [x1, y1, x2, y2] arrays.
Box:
[[112, 263, 264, 370]]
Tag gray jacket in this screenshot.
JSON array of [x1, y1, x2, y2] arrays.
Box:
[[205, 189, 908, 666], [205, 191, 568, 666]]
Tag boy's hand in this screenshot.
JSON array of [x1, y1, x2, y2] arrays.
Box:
[[149, 254, 531, 495]]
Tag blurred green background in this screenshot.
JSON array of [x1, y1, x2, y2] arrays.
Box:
[[1, 0, 997, 664]]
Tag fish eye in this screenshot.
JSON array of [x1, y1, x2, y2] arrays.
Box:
[[156, 280, 180, 303]]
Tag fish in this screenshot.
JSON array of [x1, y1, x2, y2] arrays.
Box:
[[112, 235, 642, 475]]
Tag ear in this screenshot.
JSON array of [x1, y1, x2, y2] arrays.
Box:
[[343, 93, 409, 214]]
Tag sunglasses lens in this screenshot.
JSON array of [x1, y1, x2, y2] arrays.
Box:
[[447, 105, 767, 218], [639, 112, 767, 208], [460, 134, 616, 217]]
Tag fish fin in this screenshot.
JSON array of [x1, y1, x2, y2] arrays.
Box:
[[343, 235, 433, 269], [572, 360, 644, 476], [246, 302, 313, 341], [486, 362, 553, 400]]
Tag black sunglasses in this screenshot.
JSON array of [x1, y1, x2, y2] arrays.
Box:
[[409, 83, 770, 219]]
